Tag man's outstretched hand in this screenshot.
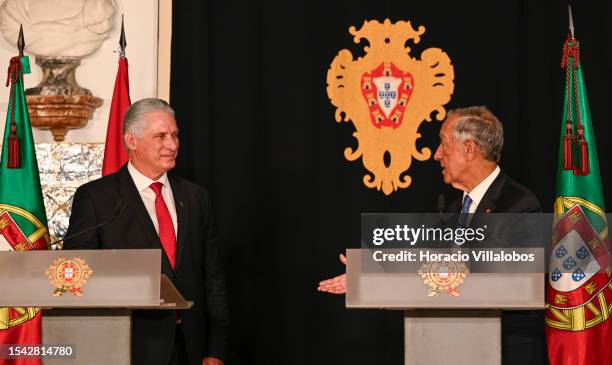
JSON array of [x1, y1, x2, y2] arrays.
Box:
[[317, 254, 347, 294]]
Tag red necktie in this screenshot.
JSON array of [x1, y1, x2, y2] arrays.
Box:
[[150, 182, 176, 268]]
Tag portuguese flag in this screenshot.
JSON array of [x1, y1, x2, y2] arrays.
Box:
[[545, 33, 612, 364], [0, 56, 49, 364]]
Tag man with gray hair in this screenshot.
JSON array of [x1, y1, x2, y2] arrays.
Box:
[[437, 106, 546, 364], [64, 98, 229, 365], [435, 106, 504, 194], [319, 106, 546, 364], [434, 106, 540, 212]]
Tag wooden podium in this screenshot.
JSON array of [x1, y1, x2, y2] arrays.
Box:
[[0, 249, 191, 365], [346, 249, 545, 365]]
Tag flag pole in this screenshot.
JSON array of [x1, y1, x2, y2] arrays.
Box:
[[101, 15, 131, 176]]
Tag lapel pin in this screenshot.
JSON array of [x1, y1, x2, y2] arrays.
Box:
[[485, 208, 492, 213]]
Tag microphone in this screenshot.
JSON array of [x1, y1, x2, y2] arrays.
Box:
[[438, 193, 445, 215], [51, 200, 126, 248]]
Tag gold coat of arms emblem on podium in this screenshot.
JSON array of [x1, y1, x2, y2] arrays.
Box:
[[46, 257, 93, 296], [418, 260, 468, 297]]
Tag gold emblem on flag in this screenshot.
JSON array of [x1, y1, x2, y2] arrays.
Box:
[[0, 307, 40, 329], [418, 260, 468, 297], [0, 206, 48, 329], [326, 19, 454, 195], [546, 200, 612, 332], [583, 282, 597, 295], [0, 204, 50, 250], [45, 257, 93, 296], [554, 294, 567, 305]]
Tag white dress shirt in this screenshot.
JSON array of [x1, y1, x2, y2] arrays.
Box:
[[463, 165, 500, 213], [127, 161, 178, 236]]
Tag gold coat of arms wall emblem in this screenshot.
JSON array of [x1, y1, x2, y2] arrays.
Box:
[[326, 19, 454, 195]]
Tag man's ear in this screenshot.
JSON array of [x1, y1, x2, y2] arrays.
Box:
[[463, 139, 478, 161], [124, 133, 137, 151]]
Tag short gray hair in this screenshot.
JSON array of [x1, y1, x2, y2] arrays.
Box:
[[447, 106, 504, 162], [123, 98, 176, 137]]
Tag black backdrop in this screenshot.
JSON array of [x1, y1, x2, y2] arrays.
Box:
[[169, 1, 611, 364]]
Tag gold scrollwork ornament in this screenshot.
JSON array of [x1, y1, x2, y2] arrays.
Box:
[[327, 19, 454, 195]]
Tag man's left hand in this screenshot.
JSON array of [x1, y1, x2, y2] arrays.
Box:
[[317, 253, 347, 294], [203, 357, 223, 365]]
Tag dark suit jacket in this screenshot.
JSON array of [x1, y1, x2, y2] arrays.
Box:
[[63, 165, 229, 365], [447, 170, 541, 215], [448, 170, 548, 365]]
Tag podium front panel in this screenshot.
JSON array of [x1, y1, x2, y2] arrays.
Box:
[[346, 249, 545, 309], [0, 249, 161, 307]]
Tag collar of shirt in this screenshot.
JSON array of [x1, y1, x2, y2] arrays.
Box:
[[127, 161, 178, 237], [127, 161, 170, 192], [463, 165, 500, 214]]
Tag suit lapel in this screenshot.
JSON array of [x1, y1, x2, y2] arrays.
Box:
[[168, 175, 188, 270], [116, 165, 162, 249]]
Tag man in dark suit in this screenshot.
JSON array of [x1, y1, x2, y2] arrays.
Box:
[[435, 106, 547, 365], [318, 106, 547, 364], [63, 98, 229, 365]]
